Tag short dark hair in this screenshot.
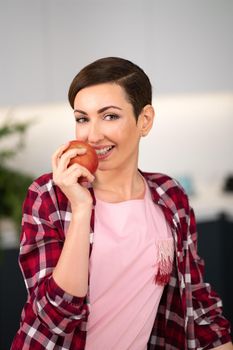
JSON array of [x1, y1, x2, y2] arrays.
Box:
[[68, 57, 152, 121]]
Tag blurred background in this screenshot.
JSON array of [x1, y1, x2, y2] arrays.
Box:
[[0, 0, 232, 348]]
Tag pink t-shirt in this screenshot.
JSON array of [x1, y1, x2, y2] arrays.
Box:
[[85, 178, 172, 350]]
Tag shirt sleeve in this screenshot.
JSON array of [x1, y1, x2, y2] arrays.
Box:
[[185, 202, 232, 348], [18, 181, 89, 336]]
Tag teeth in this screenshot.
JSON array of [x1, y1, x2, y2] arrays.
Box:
[[96, 146, 113, 155]]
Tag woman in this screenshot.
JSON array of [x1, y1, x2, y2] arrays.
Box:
[[11, 57, 232, 349]]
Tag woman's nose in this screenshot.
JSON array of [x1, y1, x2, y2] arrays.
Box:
[[87, 121, 104, 144]]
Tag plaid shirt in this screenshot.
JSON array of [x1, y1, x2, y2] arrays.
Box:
[[11, 171, 231, 350]]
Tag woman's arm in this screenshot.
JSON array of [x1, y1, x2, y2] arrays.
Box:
[[16, 179, 91, 341], [53, 204, 92, 297], [16, 144, 95, 339], [52, 143, 95, 297]]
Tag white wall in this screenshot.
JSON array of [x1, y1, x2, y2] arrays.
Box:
[[141, 93, 233, 181], [0, 0, 233, 105]]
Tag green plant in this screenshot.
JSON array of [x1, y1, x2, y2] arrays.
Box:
[[0, 115, 34, 230], [0, 166, 33, 227]]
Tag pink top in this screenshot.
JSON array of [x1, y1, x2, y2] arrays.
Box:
[[85, 177, 172, 350]]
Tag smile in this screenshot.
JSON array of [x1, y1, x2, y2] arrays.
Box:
[[95, 145, 115, 160], [96, 146, 113, 155]]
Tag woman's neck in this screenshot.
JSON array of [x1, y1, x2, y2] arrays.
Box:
[[93, 167, 145, 202]]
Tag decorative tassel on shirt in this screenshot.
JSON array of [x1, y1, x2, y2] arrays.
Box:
[[155, 237, 174, 285]]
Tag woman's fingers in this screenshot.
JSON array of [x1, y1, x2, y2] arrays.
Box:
[[52, 143, 95, 203], [52, 143, 70, 169], [51, 143, 94, 206], [58, 149, 85, 170], [53, 162, 94, 186], [63, 164, 95, 183], [52, 143, 86, 170]]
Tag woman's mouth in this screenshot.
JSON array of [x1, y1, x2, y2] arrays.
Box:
[[95, 145, 115, 160]]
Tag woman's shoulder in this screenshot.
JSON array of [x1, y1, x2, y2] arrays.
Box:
[[141, 170, 185, 192], [141, 170, 189, 210], [141, 171, 174, 182], [28, 172, 54, 193]]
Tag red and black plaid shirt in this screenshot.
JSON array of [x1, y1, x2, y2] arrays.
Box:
[[11, 171, 231, 350]]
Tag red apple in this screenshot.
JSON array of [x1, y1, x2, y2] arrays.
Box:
[[66, 140, 99, 174]]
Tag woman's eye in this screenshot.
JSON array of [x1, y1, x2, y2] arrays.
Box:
[[104, 114, 120, 121], [75, 116, 88, 123]]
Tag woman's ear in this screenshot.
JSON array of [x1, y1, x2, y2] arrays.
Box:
[[138, 104, 155, 137]]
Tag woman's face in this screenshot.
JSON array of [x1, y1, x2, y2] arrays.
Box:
[[73, 83, 143, 172]]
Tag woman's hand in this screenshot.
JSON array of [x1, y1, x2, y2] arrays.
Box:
[[52, 143, 95, 210]]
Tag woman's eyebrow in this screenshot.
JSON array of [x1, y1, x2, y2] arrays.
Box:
[[74, 105, 123, 115], [97, 105, 123, 113]]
